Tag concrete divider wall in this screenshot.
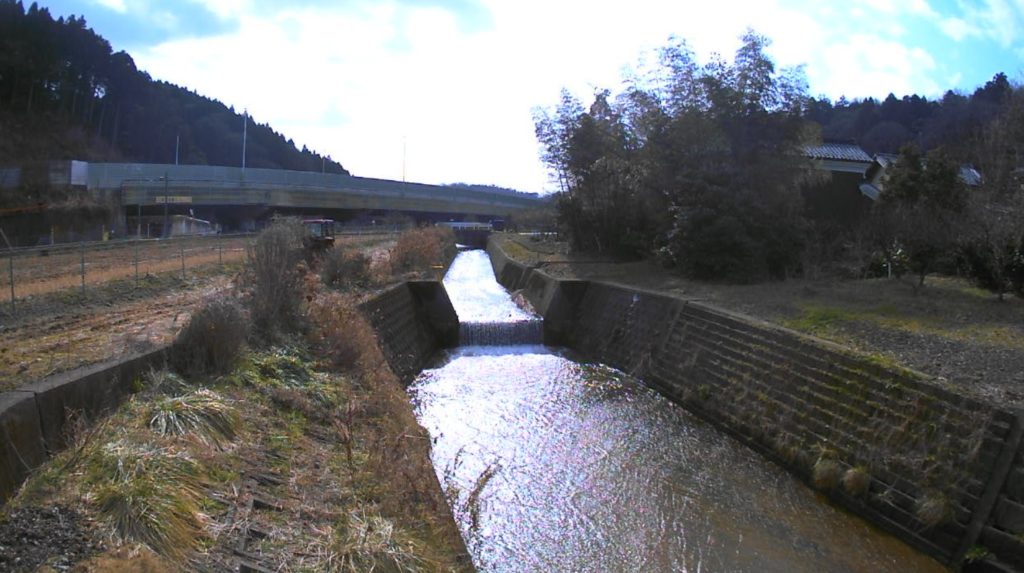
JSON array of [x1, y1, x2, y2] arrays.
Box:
[[0, 346, 168, 503], [359, 280, 458, 383], [486, 240, 588, 346], [486, 236, 1024, 569]]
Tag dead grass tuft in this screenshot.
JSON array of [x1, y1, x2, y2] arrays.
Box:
[[332, 509, 425, 572], [148, 389, 240, 447], [86, 441, 205, 559], [915, 490, 953, 528], [812, 457, 843, 491], [841, 466, 872, 497]]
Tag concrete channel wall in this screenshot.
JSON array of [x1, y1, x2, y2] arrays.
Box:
[[0, 347, 168, 503], [358, 280, 459, 383], [488, 237, 1024, 571]]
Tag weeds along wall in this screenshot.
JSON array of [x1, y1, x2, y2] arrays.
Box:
[[0, 347, 168, 503], [358, 280, 459, 383], [487, 236, 1024, 570]]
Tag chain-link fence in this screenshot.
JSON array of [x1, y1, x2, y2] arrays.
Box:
[[1, 234, 253, 315]]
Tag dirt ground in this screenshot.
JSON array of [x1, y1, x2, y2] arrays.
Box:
[[0, 230, 466, 572], [498, 233, 1024, 409], [4, 236, 251, 300], [0, 234, 396, 391]]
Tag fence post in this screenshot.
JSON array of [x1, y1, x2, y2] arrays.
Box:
[[79, 241, 86, 298], [7, 253, 13, 315], [218, 242, 223, 265], [180, 244, 186, 280]]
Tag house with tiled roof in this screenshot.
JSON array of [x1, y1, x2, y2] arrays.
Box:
[[859, 154, 983, 200], [802, 142, 876, 227]]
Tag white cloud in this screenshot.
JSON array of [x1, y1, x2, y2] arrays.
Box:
[[93, 0, 127, 13], [810, 34, 940, 99], [936, 0, 1024, 47], [128, 0, 1006, 192], [940, 17, 974, 41]]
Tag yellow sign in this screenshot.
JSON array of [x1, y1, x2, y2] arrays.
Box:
[[154, 196, 193, 204]]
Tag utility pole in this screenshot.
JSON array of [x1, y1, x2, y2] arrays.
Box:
[[175, 132, 180, 165], [241, 109, 247, 171], [162, 171, 169, 238]]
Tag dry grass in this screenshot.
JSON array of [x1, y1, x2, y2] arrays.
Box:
[[5, 229, 467, 570], [321, 246, 372, 289], [812, 457, 843, 491], [244, 221, 306, 337], [170, 295, 248, 377], [915, 490, 953, 528], [87, 440, 205, 559], [307, 291, 380, 372], [4, 237, 249, 299], [842, 466, 872, 497], [148, 389, 240, 447], [330, 509, 425, 572], [387, 226, 457, 278]]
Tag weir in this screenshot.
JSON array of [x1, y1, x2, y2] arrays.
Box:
[[406, 249, 945, 572], [457, 321, 544, 346], [443, 248, 544, 347]]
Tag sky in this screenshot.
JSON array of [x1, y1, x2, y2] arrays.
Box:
[[39, 0, 1024, 193]]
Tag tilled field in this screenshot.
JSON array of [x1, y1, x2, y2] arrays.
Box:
[[0, 272, 233, 389], [0, 233, 397, 391], [2, 235, 250, 300]]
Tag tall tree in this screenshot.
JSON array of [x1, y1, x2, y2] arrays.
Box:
[[535, 30, 815, 280], [874, 145, 969, 290]]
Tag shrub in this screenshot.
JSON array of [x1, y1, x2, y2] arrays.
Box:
[[307, 293, 379, 372], [170, 296, 248, 377], [246, 220, 306, 336], [388, 226, 456, 277], [321, 247, 372, 289]]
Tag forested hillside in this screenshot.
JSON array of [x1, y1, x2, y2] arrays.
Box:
[[0, 0, 347, 173], [806, 73, 1013, 158]]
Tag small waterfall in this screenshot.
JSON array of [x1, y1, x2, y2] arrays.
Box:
[[459, 320, 544, 346]]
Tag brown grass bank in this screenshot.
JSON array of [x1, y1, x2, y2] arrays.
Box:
[[0, 225, 469, 571]]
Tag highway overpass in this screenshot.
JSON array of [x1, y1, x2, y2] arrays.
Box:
[[74, 162, 542, 228]]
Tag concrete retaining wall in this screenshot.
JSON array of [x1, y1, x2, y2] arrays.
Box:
[[359, 280, 458, 383], [487, 236, 1024, 570], [0, 347, 167, 503]]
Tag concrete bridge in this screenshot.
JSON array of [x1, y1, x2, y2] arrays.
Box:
[[14, 161, 541, 233]]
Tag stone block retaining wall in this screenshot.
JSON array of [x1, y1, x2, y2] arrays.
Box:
[[488, 236, 1024, 570]]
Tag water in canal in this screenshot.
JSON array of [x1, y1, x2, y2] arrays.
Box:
[[408, 250, 943, 572]]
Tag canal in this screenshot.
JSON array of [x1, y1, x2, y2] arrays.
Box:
[[408, 250, 944, 572]]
